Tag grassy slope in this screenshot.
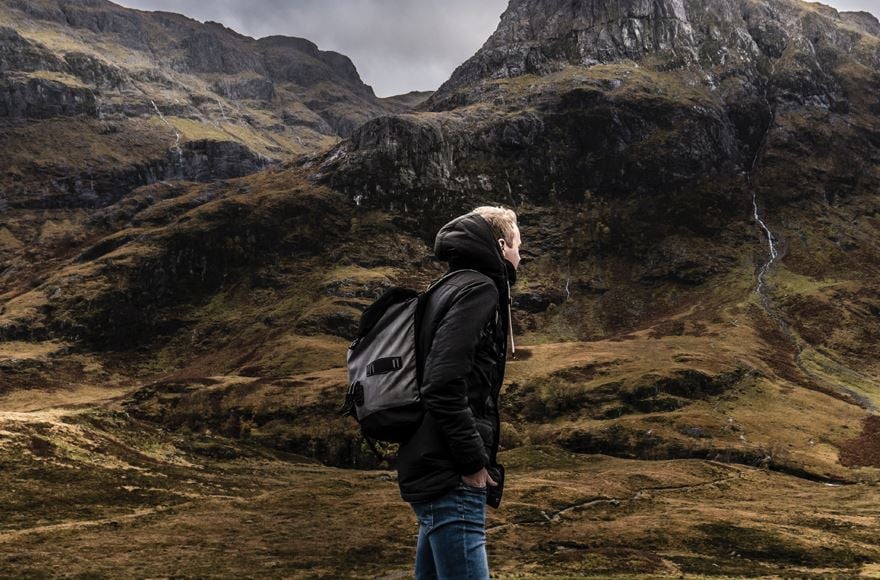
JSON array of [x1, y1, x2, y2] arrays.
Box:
[[1, 156, 878, 575], [1, 404, 879, 578]]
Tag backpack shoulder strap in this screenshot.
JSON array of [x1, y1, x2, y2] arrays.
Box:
[[424, 268, 489, 295], [354, 286, 419, 340]]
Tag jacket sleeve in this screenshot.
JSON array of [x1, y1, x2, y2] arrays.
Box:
[[421, 279, 499, 475]]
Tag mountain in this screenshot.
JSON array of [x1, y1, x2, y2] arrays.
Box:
[[0, 0, 424, 341], [381, 89, 434, 109], [0, 0, 409, 205], [324, 0, 880, 209], [2, 0, 880, 577]]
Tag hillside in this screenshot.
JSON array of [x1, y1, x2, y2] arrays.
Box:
[[2, 0, 880, 577], [0, 0, 419, 344]]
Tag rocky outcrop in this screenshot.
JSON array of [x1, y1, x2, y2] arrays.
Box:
[[172, 139, 269, 181], [211, 77, 276, 101], [63, 52, 128, 89], [9, 140, 270, 210], [0, 77, 96, 118], [0, 27, 127, 87], [0, 26, 65, 72], [429, 0, 697, 103], [257, 36, 373, 96], [427, 0, 877, 109], [4, 0, 146, 42], [317, 79, 745, 218], [177, 30, 263, 74]]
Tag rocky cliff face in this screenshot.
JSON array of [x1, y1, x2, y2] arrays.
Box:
[[432, 0, 696, 96], [428, 0, 880, 105], [318, 0, 880, 246]]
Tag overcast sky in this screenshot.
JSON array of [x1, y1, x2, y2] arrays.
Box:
[[115, 0, 878, 98]]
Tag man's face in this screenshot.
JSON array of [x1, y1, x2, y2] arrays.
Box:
[[499, 224, 522, 270]]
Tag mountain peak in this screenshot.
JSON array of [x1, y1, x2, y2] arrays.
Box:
[[429, 0, 698, 103], [428, 0, 880, 108], [841, 10, 880, 36]]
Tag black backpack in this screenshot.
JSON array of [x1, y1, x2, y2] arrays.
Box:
[[340, 269, 478, 461]]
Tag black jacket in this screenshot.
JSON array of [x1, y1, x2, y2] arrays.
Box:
[[397, 212, 515, 504]]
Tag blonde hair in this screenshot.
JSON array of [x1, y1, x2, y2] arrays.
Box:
[[471, 205, 518, 244]]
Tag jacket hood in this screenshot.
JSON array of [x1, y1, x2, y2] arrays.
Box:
[[434, 211, 519, 359], [433, 212, 514, 290]]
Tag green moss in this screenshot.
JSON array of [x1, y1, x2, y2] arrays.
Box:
[[322, 264, 397, 284], [21, 70, 90, 88], [491, 62, 715, 107], [772, 267, 847, 296], [499, 444, 587, 470]]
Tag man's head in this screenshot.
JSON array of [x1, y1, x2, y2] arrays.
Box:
[[471, 205, 522, 270]]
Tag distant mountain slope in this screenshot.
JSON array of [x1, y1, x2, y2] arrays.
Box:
[[381, 90, 434, 110], [0, 0, 418, 312], [0, 0, 394, 137], [0, 0, 414, 215]]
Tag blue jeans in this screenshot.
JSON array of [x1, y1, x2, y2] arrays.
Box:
[[410, 482, 489, 579]]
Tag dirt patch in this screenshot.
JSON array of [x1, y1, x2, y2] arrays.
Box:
[[839, 415, 880, 467], [648, 319, 708, 339], [533, 543, 666, 575], [548, 361, 617, 383], [687, 522, 871, 569]]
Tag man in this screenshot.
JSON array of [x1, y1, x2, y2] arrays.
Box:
[[397, 206, 522, 579]]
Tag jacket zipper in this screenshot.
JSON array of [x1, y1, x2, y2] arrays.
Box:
[[489, 282, 513, 466], [507, 281, 515, 358]]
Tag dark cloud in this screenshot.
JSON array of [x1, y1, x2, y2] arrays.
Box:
[[114, 0, 875, 98]]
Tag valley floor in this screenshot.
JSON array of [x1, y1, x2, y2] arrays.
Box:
[[2, 378, 880, 579]]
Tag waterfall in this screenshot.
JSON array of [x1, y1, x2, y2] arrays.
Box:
[[740, 63, 873, 411], [746, 62, 779, 306], [751, 191, 779, 304], [150, 99, 183, 175], [215, 97, 231, 124]]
